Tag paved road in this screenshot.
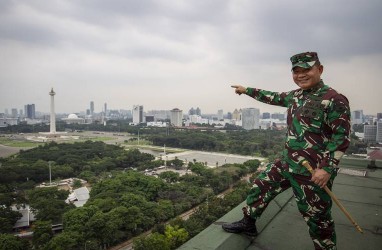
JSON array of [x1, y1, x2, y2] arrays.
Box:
[[164, 150, 264, 168]]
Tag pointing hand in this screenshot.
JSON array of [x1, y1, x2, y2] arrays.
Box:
[[231, 85, 247, 95]]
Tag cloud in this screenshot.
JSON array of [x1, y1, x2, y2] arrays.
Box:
[[0, 0, 381, 115]]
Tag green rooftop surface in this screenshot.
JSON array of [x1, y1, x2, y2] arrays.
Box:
[[178, 158, 382, 250]]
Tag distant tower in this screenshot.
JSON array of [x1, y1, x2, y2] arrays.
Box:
[[25, 104, 35, 119], [170, 108, 183, 127], [196, 107, 201, 116], [49, 88, 56, 133], [132, 105, 143, 124], [90, 101, 94, 116], [217, 109, 224, 120]]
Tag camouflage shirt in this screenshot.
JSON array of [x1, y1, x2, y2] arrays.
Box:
[[246, 80, 351, 176]]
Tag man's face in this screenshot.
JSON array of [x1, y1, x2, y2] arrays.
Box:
[[292, 64, 323, 90]]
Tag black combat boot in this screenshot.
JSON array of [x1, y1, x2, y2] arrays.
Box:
[[222, 207, 258, 236]]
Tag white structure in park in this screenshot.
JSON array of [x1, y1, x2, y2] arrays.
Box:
[[27, 88, 77, 141], [62, 114, 86, 124], [66, 186, 90, 207]]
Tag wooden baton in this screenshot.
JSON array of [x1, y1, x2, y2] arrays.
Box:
[[302, 161, 363, 234]]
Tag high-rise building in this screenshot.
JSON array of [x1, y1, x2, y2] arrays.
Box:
[[90, 101, 94, 116], [232, 109, 241, 121], [262, 112, 271, 119], [351, 110, 363, 125], [364, 115, 375, 125], [217, 109, 224, 120], [196, 107, 201, 116], [189, 107, 201, 116], [147, 110, 171, 120], [377, 121, 382, 143], [377, 113, 382, 121], [145, 115, 155, 122], [25, 104, 35, 119], [242, 108, 260, 130], [132, 105, 143, 124], [11, 108, 18, 118], [104, 103, 107, 116], [271, 113, 285, 120], [364, 125, 377, 143], [170, 108, 183, 127]]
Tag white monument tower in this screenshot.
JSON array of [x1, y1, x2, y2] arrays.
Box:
[[49, 88, 56, 134]]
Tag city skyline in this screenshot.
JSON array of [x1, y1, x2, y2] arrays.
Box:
[[1, 1, 382, 115], [1, 97, 380, 118], [0, 99, 382, 120]]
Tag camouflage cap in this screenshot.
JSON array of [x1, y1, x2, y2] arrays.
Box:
[[290, 52, 320, 69]]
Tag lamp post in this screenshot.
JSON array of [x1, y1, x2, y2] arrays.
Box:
[[164, 144, 166, 168], [48, 161, 52, 186], [85, 240, 90, 250]]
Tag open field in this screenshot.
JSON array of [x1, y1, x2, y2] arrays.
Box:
[[0, 136, 43, 147]]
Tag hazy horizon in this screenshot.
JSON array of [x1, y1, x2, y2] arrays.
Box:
[[1, 1, 381, 116]]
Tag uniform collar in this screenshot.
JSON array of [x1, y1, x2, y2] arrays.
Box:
[[302, 80, 325, 94]]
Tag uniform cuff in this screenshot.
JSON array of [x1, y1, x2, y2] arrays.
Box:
[[246, 87, 254, 95]]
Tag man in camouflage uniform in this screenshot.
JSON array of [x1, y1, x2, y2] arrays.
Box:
[[222, 52, 351, 250]]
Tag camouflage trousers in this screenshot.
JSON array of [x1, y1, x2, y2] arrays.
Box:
[[246, 161, 336, 250]]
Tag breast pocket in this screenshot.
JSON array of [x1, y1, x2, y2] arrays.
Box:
[[300, 99, 324, 133]]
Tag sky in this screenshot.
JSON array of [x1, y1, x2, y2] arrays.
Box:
[[0, 0, 381, 116]]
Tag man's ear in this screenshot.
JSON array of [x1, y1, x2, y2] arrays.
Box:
[[318, 64, 324, 74]]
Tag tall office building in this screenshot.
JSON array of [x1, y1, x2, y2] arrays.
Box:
[[147, 110, 171, 120], [217, 109, 224, 120], [104, 103, 107, 116], [242, 108, 260, 130], [351, 110, 363, 125], [377, 121, 382, 143], [90, 101, 94, 116], [262, 112, 271, 119], [11, 108, 18, 118], [364, 115, 375, 125], [145, 115, 155, 122], [25, 104, 35, 119], [232, 109, 241, 121], [170, 108, 183, 127], [364, 125, 377, 143], [196, 107, 201, 116], [271, 113, 285, 120], [132, 105, 143, 124], [189, 107, 201, 116]]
